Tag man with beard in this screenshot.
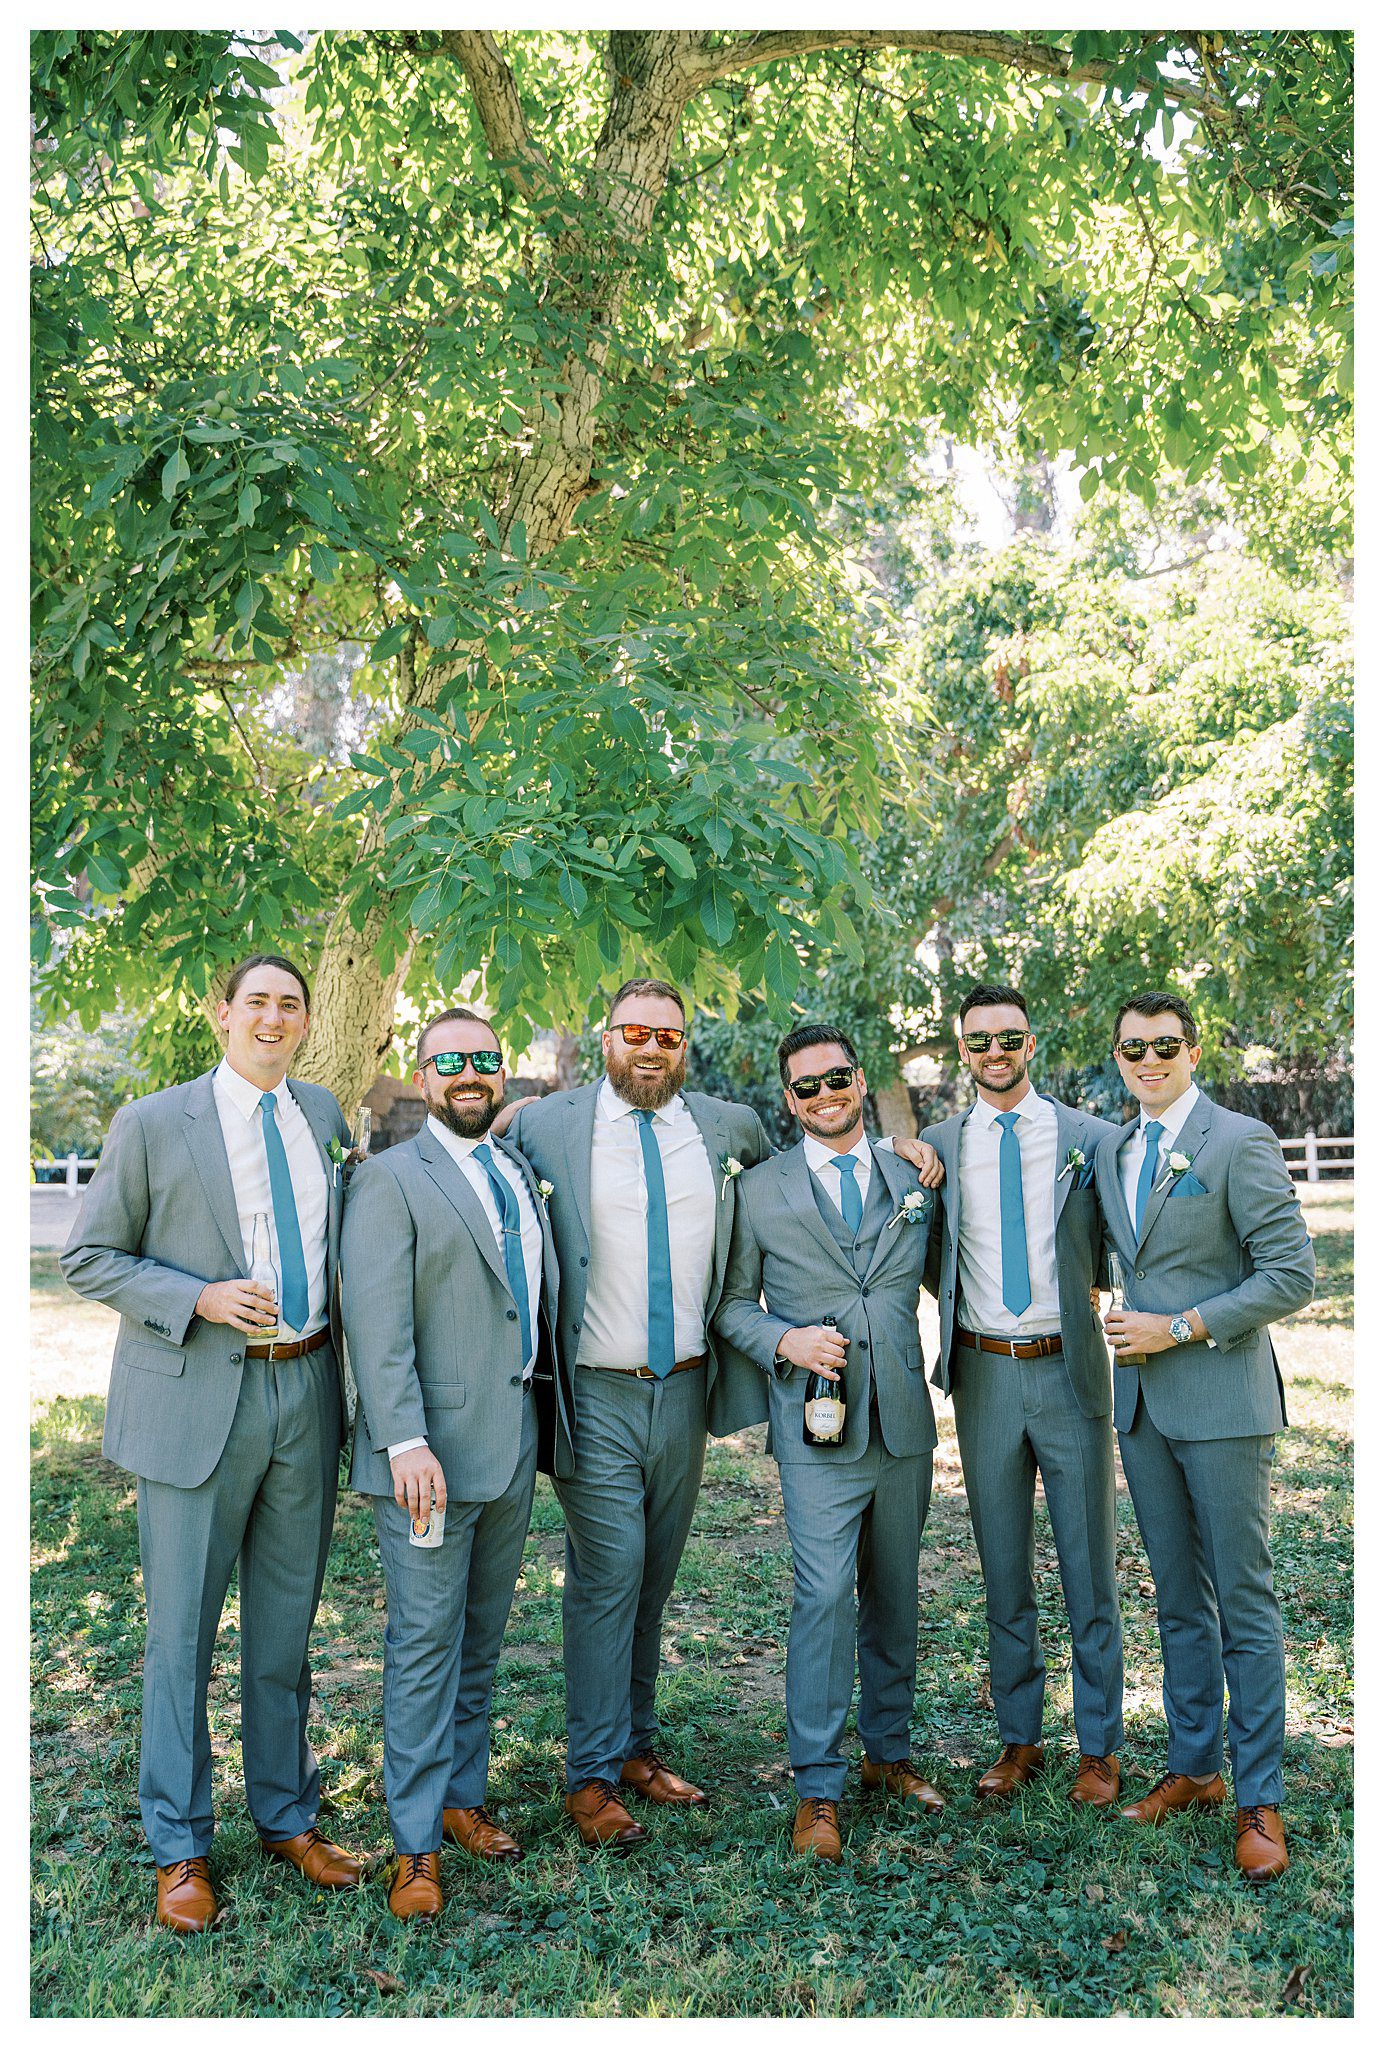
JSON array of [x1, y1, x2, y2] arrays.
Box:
[[496, 976, 774, 1846], [715, 1025, 943, 1862], [342, 1008, 571, 1918], [922, 984, 1125, 1811]]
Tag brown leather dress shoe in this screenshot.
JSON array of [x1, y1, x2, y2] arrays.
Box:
[[861, 1758, 945, 1813], [1235, 1805, 1289, 1883], [389, 1850, 443, 1920], [977, 1743, 1044, 1798], [443, 1804, 524, 1861], [620, 1751, 710, 1808], [564, 1780, 646, 1850], [156, 1856, 217, 1934], [791, 1798, 843, 1863], [1069, 1754, 1121, 1807], [262, 1825, 364, 1889], [1120, 1770, 1227, 1824]]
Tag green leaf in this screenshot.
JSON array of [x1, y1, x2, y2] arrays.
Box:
[[161, 447, 190, 501], [698, 878, 736, 947]]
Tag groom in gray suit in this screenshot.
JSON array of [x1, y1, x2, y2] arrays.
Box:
[[1097, 989, 1314, 1883], [62, 954, 364, 1932], [342, 1006, 571, 1920], [923, 983, 1125, 1810], [716, 1023, 943, 1864]]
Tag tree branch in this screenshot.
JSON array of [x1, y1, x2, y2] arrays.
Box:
[[439, 30, 552, 199], [687, 31, 1229, 123]]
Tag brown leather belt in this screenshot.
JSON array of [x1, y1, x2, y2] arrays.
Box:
[[244, 1327, 332, 1362], [957, 1328, 1063, 1360], [584, 1354, 707, 1381]]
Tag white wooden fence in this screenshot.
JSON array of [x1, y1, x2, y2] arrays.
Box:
[[1279, 1132, 1354, 1181]]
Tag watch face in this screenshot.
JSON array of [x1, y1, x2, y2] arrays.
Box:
[[1171, 1315, 1193, 1343]]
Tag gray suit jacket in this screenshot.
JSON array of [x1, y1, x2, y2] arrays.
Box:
[[507, 1082, 772, 1436], [61, 1068, 351, 1489], [342, 1124, 573, 1501], [1094, 1092, 1315, 1438], [714, 1144, 939, 1465], [924, 1095, 1117, 1421]]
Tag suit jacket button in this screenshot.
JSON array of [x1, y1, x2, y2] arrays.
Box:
[[509, 1374, 521, 1387], [580, 1256, 588, 1267], [506, 1309, 518, 1321], [230, 1353, 242, 1365], [1135, 1269, 1146, 1279], [572, 1321, 581, 1335]]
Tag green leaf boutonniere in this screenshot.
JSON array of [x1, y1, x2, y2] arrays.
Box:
[[1153, 1150, 1192, 1196], [719, 1154, 744, 1201], [536, 1179, 554, 1209], [327, 1135, 347, 1184], [1056, 1146, 1087, 1184], [887, 1188, 931, 1229]]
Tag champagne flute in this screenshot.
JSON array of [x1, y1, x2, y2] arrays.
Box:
[[350, 1106, 373, 1164], [1107, 1252, 1143, 1363]]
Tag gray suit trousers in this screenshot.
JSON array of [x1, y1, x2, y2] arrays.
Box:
[[135, 1344, 339, 1862], [777, 1414, 932, 1799], [1119, 1403, 1284, 1805], [556, 1364, 707, 1790], [373, 1389, 538, 1853], [951, 1345, 1123, 1755]]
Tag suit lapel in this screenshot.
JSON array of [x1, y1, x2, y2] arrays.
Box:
[[861, 1144, 929, 1283], [685, 1092, 733, 1299], [1051, 1097, 1084, 1230], [497, 1133, 559, 1307], [1136, 1092, 1214, 1248], [414, 1128, 512, 1294], [288, 1077, 341, 1274], [182, 1070, 250, 1274], [565, 1085, 597, 1254], [781, 1148, 859, 1279]]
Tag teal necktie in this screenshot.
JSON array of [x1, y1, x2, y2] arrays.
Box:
[[995, 1110, 1032, 1317], [1135, 1120, 1165, 1235], [473, 1144, 533, 1372], [259, 1093, 309, 1332], [831, 1154, 864, 1235], [634, 1110, 676, 1378]]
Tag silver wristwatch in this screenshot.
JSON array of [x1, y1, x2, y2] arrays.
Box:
[[1169, 1313, 1195, 1345]]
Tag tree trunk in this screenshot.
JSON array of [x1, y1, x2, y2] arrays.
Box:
[[296, 894, 412, 1113], [872, 1073, 919, 1140]]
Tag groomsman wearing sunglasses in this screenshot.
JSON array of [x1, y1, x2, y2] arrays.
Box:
[[342, 1008, 572, 1918], [716, 1024, 944, 1863], [922, 983, 1125, 1811], [61, 953, 364, 1932], [1096, 990, 1314, 1882]]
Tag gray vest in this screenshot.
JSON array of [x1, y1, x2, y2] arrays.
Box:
[[807, 1155, 891, 1277]]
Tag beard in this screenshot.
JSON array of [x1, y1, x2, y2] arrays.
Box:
[[970, 1052, 1029, 1097], [434, 1086, 501, 1138], [605, 1042, 686, 1111], [796, 1097, 865, 1144]]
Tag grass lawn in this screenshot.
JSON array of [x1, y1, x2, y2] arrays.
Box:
[[30, 1185, 1353, 2016]]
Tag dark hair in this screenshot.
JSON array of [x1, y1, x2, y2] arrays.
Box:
[[1114, 989, 1199, 1047], [608, 977, 686, 1023], [224, 953, 310, 1009], [416, 1006, 502, 1070], [777, 1021, 861, 1087], [957, 982, 1029, 1030]]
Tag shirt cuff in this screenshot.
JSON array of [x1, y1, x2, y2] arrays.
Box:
[[388, 1436, 428, 1458]]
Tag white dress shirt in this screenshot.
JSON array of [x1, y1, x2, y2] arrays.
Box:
[[956, 1085, 1062, 1339], [577, 1078, 717, 1369], [1119, 1083, 1202, 1232], [213, 1057, 328, 1340], [389, 1115, 545, 1458], [802, 1130, 875, 1222]]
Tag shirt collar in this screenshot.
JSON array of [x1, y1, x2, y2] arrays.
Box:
[[970, 1082, 1040, 1133], [215, 1056, 288, 1122], [1139, 1083, 1200, 1139], [598, 1075, 681, 1126], [802, 1130, 872, 1176], [427, 1112, 488, 1166]]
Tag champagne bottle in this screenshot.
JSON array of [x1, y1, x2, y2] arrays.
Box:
[[248, 1211, 280, 1341], [802, 1315, 847, 1446]]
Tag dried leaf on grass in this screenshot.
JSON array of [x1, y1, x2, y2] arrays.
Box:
[[365, 1970, 403, 1995]]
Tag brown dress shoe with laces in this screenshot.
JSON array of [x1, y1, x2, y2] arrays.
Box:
[[1235, 1805, 1289, 1883], [977, 1743, 1044, 1798], [1120, 1770, 1227, 1824], [262, 1825, 364, 1889], [564, 1780, 646, 1850], [388, 1850, 443, 1920], [155, 1856, 217, 1933], [791, 1798, 843, 1862], [620, 1751, 710, 1808], [1069, 1754, 1121, 1807], [443, 1805, 524, 1861], [861, 1758, 945, 1813]]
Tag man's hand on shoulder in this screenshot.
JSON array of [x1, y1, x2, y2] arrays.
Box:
[[195, 1279, 278, 1334], [890, 1136, 944, 1189], [489, 1098, 525, 1139]]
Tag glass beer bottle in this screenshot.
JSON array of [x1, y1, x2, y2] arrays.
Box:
[[249, 1211, 280, 1341], [802, 1314, 847, 1446]]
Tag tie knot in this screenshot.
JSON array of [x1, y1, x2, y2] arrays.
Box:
[[260, 1092, 277, 1117], [1145, 1120, 1165, 1142], [996, 1111, 1019, 1132], [473, 1142, 493, 1163], [832, 1155, 855, 1174], [635, 1108, 654, 1126]]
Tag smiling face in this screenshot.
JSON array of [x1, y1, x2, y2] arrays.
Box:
[[958, 1001, 1035, 1109], [602, 991, 687, 1110], [217, 966, 310, 1089], [783, 1041, 867, 1152], [415, 1017, 507, 1139], [1114, 1007, 1201, 1115]]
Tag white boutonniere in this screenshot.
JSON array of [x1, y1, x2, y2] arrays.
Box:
[[1153, 1150, 1192, 1196], [327, 1136, 347, 1185], [887, 1188, 931, 1229], [535, 1178, 554, 1209], [719, 1154, 743, 1200], [1056, 1146, 1087, 1184]]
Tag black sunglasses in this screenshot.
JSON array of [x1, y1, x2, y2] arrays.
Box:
[[787, 1064, 859, 1099], [1116, 1036, 1191, 1062], [961, 1030, 1029, 1053], [423, 1049, 503, 1076], [609, 1022, 687, 1050]]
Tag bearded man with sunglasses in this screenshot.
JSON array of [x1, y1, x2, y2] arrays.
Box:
[[1095, 990, 1314, 1883], [922, 983, 1125, 1814], [342, 1008, 572, 1918]]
